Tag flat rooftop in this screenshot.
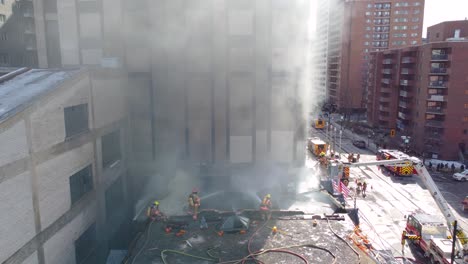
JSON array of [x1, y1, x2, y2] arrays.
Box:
[[0, 68, 81, 122], [127, 212, 369, 264]]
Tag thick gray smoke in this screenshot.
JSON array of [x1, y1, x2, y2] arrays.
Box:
[[127, 0, 324, 216]]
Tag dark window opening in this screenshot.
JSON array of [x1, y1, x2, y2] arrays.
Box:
[[64, 104, 89, 138], [102, 130, 121, 168], [74, 223, 96, 264], [105, 176, 124, 220], [69, 165, 93, 205]]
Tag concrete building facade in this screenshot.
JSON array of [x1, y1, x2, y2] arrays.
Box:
[[0, 0, 39, 67], [0, 67, 130, 264], [366, 37, 468, 160], [315, 0, 425, 111]]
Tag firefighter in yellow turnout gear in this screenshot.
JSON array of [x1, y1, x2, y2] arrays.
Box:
[[188, 188, 201, 220], [259, 194, 272, 221], [147, 201, 166, 222]]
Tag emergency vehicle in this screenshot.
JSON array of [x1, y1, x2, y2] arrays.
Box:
[[314, 118, 326, 129], [307, 137, 328, 157], [376, 149, 417, 176], [405, 214, 450, 253]]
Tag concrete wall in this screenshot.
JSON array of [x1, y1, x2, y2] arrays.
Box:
[[30, 76, 91, 152], [36, 142, 93, 228], [0, 171, 35, 263], [57, 0, 80, 65], [43, 202, 97, 264], [0, 120, 28, 167], [0, 69, 130, 264]]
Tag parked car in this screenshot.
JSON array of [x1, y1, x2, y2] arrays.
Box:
[[352, 140, 366, 149], [452, 170, 468, 181]]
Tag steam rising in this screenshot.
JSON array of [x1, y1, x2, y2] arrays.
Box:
[[128, 0, 324, 217]]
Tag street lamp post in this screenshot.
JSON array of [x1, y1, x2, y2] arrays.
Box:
[[339, 129, 342, 154]]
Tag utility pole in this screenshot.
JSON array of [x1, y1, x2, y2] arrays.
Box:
[[451, 220, 457, 264]]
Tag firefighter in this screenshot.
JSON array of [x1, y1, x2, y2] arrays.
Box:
[[462, 196, 468, 212], [362, 181, 367, 197], [147, 201, 166, 221], [260, 194, 272, 221], [188, 188, 201, 220]]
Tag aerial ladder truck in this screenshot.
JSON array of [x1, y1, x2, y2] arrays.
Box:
[[322, 157, 468, 263]]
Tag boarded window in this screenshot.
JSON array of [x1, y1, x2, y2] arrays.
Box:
[[102, 130, 121, 168], [64, 104, 89, 138], [75, 223, 96, 264], [69, 165, 93, 205]]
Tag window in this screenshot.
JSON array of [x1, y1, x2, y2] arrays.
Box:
[[414, 9, 420, 14], [464, 117, 468, 122], [464, 103, 468, 109], [75, 223, 96, 264], [412, 17, 419, 22], [366, 26, 371, 31], [365, 12, 371, 16], [412, 25, 419, 30], [0, 14, 5, 23], [414, 2, 421, 6], [105, 177, 124, 219], [464, 129, 467, 135], [367, 3, 372, 8], [0, 53, 8, 65], [411, 33, 418, 37], [411, 40, 418, 45], [69, 165, 93, 205], [102, 130, 121, 168], [64, 104, 89, 138]]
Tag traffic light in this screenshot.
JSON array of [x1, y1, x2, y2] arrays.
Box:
[[390, 129, 396, 137]]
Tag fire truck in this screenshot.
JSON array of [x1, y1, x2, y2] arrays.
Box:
[[307, 137, 328, 157], [321, 157, 468, 263], [376, 149, 417, 176]]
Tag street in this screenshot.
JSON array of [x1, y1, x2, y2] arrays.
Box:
[[309, 125, 468, 262]]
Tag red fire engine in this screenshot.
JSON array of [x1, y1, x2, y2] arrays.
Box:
[[376, 149, 417, 176]]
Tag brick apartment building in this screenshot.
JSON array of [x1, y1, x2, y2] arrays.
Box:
[[315, 0, 424, 111], [366, 20, 468, 160]]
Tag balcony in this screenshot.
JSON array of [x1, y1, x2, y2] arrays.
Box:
[[402, 57, 416, 64], [378, 115, 390, 121], [379, 97, 391, 103], [399, 90, 412, 97], [431, 54, 449, 61], [381, 69, 392, 74], [379, 105, 390, 112], [380, 87, 391, 93], [381, 78, 391, 84], [383, 59, 393, 64], [428, 81, 447, 88], [398, 111, 411, 120], [430, 68, 448, 74], [427, 95, 446, 102], [401, 68, 414, 75], [425, 132, 443, 140], [426, 107, 445, 114], [400, 80, 413, 86], [425, 120, 444, 128], [399, 101, 410, 108]]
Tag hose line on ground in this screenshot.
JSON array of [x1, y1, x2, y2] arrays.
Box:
[[160, 249, 217, 264], [326, 218, 361, 263], [130, 221, 155, 264]]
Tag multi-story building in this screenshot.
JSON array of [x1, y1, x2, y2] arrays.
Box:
[[0, 67, 130, 264], [315, 0, 425, 111], [0, 0, 39, 67], [367, 20, 468, 159]]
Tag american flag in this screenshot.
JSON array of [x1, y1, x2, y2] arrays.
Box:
[[332, 180, 339, 193], [340, 181, 350, 198]]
